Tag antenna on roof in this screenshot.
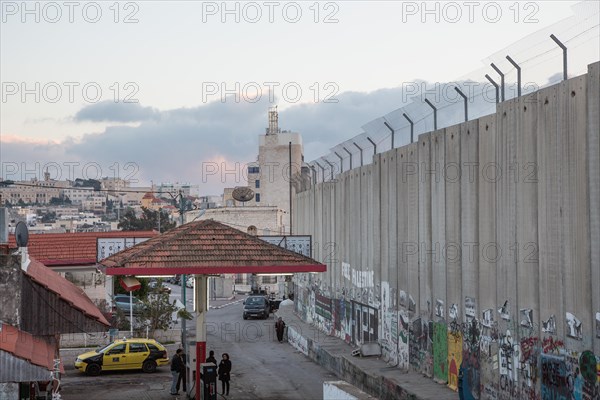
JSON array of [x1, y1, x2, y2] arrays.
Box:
[[267, 106, 280, 135]]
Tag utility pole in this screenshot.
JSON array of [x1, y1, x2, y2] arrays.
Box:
[[178, 191, 187, 349]]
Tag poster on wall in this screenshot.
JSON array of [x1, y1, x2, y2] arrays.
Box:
[[565, 312, 582, 340], [595, 312, 600, 338], [435, 299, 445, 318], [520, 308, 534, 328], [542, 315, 556, 334], [465, 297, 476, 320], [482, 309, 494, 328], [498, 300, 510, 321]]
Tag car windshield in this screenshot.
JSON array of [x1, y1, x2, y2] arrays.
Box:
[[95, 343, 114, 353], [246, 297, 264, 305]]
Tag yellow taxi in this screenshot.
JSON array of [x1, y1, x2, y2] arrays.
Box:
[[74, 338, 169, 375]]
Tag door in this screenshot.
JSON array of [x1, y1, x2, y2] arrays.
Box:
[[102, 343, 127, 370], [127, 342, 150, 369]]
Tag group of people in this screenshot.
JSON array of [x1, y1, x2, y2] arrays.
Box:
[[169, 317, 286, 396], [170, 349, 231, 396]]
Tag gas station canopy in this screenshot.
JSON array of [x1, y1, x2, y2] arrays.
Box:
[[98, 219, 327, 275]]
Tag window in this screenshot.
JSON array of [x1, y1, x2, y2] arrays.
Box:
[[255, 193, 260, 202], [248, 166, 260, 174], [129, 343, 147, 353], [147, 344, 160, 352], [261, 275, 277, 284], [255, 180, 260, 189], [107, 343, 126, 354]]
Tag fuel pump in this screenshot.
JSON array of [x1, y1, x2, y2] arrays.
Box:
[[200, 363, 217, 400]]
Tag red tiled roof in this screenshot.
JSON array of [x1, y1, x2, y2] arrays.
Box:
[[0, 323, 64, 373], [8, 231, 157, 266], [25, 257, 110, 327], [100, 220, 326, 275]]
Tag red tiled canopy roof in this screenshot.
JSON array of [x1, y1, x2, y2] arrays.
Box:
[[100, 220, 326, 275], [9, 231, 157, 266]]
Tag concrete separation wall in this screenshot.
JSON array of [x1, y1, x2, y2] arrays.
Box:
[[293, 62, 600, 400]]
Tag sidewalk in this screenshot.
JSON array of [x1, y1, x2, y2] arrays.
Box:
[[275, 304, 458, 400]]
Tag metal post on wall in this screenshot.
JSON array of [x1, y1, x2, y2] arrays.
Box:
[[490, 63, 505, 101], [383, 121, 395, 149], [403, 112, 414, 144], [366, 136, 377, 157], [315, 161, 326, 183], [506, 55, 522, 97], [485, 74, 500, 104], [334, 152, 344, 173], [550, 34, 568, 81], [454, 87, 469, 122], [424, 98, 437, 131], [324, 159, 335, 181], [343, 147, 353, 170], [353, 142, 364, 166]]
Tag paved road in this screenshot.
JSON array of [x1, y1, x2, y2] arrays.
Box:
[[60, 296, 335, 399], [205, 299, 336, 399]]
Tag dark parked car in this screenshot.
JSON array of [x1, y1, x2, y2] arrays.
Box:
[[243, 295, 270, 320]]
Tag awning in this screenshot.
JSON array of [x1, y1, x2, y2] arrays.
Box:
[[100, 220, 327, 276]]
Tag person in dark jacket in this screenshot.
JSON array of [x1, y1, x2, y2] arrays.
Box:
[[275, 317, 286, 342], [217, 353, 232, 395], [206, 350, 217, 364], [170, 349, 184, 395], [176, 351, 186, 393]]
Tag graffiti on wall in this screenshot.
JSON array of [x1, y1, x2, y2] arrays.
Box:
[[433, 322, 448, 382], [541, 354, 568, 400], [398, 310, 409, 370], [409, 317, 433, 377], [447, 330, 463, 391]]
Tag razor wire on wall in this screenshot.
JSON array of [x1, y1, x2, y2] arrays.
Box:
[[308, 1, 600, 183]]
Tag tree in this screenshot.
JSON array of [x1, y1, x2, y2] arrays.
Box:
[[117, 207, 175, 233], [140, 293, 178, 335], [41, 211, 56, 223]]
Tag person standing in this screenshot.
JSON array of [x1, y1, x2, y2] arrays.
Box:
[[170, 349, 184, 395], [176, 351, 186, 394], [217, 353, 232, 396], [275, 317, 286, 342], [206, 350, 217, 364]]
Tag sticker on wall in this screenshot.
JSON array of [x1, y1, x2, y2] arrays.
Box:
[[498, 300, 510, 321], [565, 312, 583, 340], [449, 304, 459, 320], [542, 315, 556, 334], [482, 309, 494, 328], [435, 299, 445, 318], [520, 308, 534, 328], [465, 297, 476, 320], [595, 312, 600, 338]]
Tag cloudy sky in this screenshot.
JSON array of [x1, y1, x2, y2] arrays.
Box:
[[1, 1, 598, 194]]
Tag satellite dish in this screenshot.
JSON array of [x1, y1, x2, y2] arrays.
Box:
[[15, 221, 29, 247], [232, 186, 255, 202]]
